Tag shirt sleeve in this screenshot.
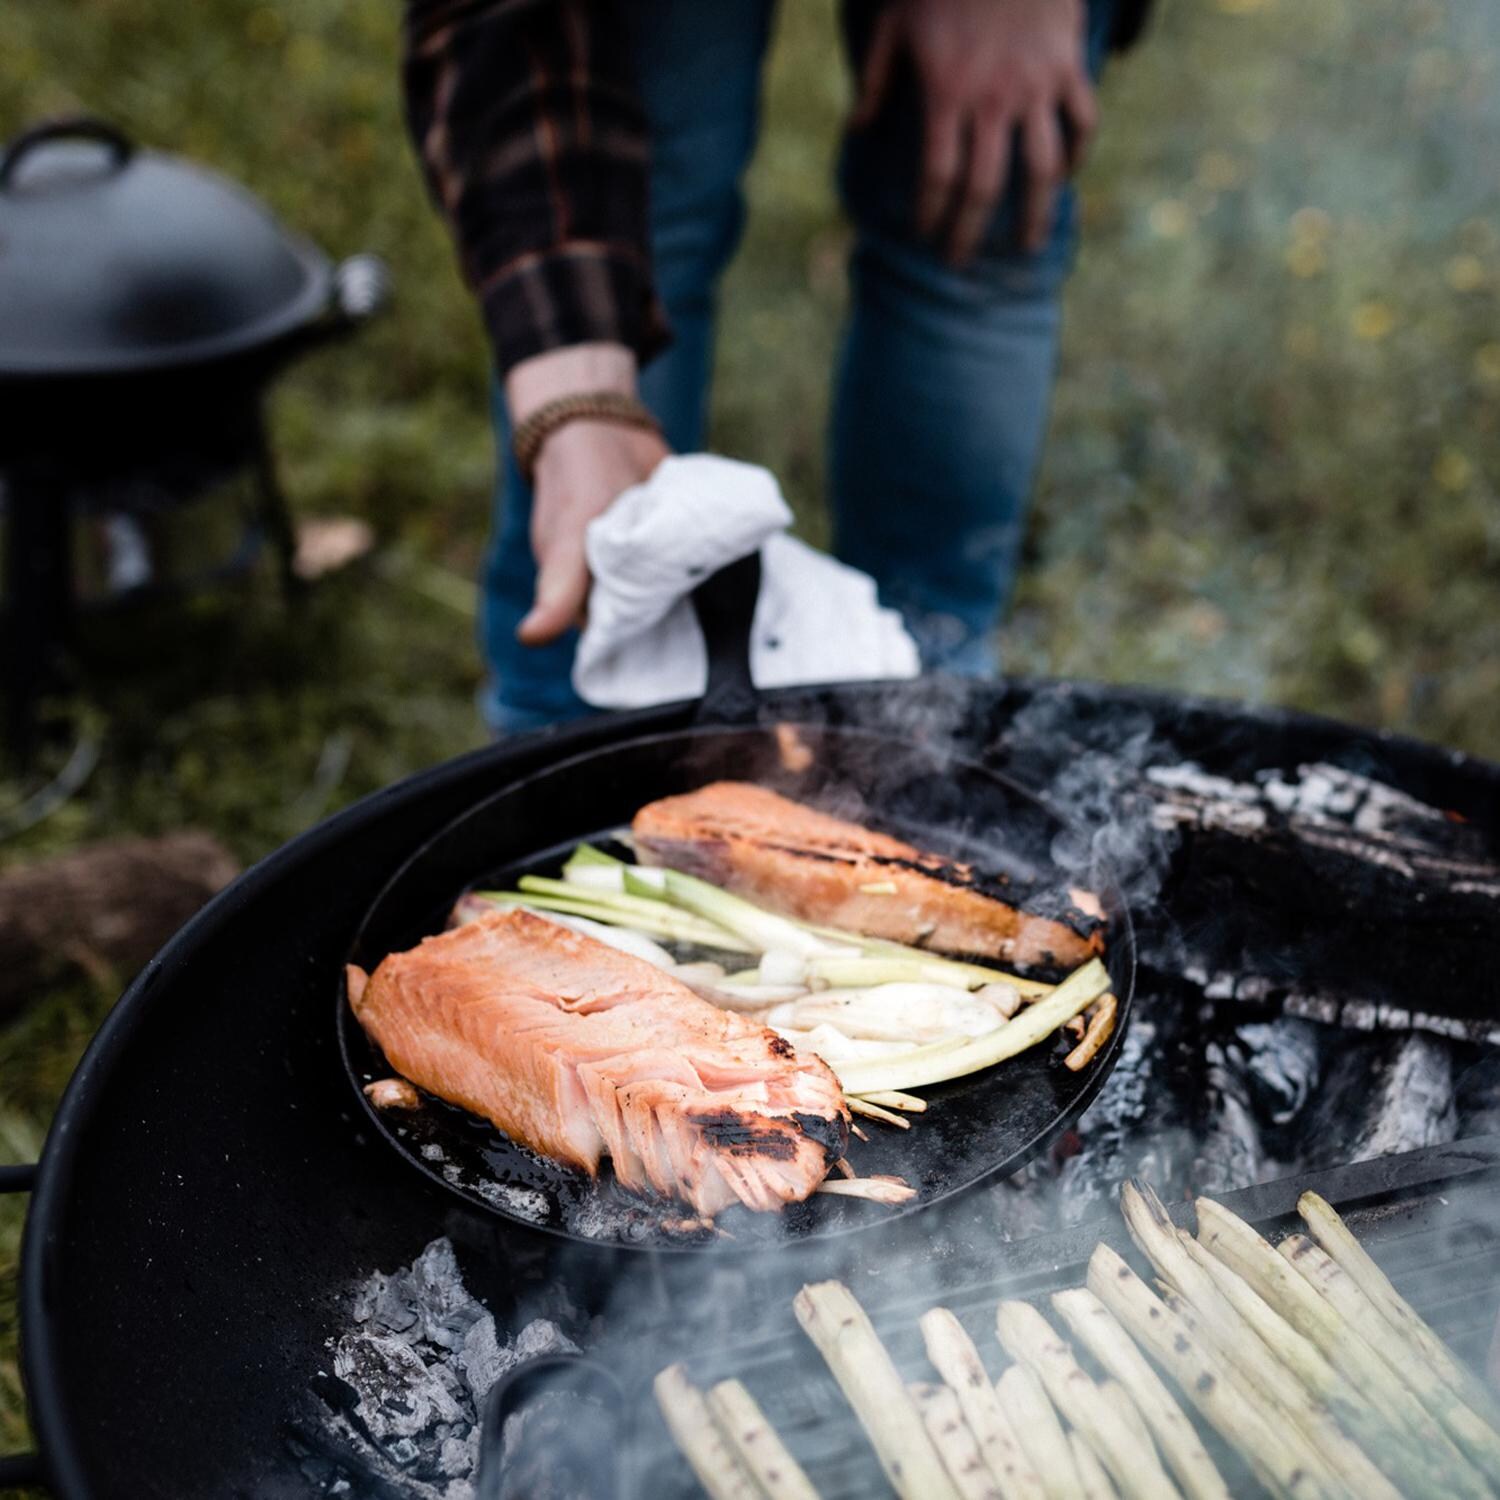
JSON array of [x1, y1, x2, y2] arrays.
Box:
[[402, 0, 671, 375]]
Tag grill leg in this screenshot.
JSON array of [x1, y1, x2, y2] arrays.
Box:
[[3, 467, 74, 765], [249, 416, 301, 600]]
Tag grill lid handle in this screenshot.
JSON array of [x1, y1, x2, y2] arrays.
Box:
[[0, 116, 134, 188], [690, 549, 762, 728]]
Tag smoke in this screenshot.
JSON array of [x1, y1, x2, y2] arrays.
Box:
[[311, 681, 1500, 1496]]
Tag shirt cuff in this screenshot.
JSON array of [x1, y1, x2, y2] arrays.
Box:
[[478, 242, 672, 377]]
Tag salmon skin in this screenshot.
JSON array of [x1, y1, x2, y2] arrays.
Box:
[[633, 781, 1104, 969], [348, 907, 848, 1218]]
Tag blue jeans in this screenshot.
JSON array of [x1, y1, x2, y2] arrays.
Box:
[[481, 0, 1116, 733]]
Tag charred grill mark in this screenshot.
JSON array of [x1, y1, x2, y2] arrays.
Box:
[[687, 1110, 798, 1160], [767, 1035, 795, 1060], [791, 1109, 850, 1164]]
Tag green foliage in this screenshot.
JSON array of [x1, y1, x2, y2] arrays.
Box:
[[1, 0, 1498, 1470]]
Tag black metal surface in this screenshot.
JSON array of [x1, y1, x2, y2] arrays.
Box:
[[629, 1138, 1500, 1499], [0, 117, 331, 378], [0, 1164, 37, 1195], [11, 677, 1500, 1497], [474, 1354, 625, 1500], [342, 722, 1136, 1248]]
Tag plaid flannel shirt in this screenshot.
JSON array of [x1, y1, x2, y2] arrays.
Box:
[[403, 0, 670, 375], [403, 0, 1154, 378]]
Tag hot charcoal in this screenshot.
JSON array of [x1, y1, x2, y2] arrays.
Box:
[[296, 1239, 579, 1499]]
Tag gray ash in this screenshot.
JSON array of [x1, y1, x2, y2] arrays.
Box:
[[292, 1239, 578, 1498]]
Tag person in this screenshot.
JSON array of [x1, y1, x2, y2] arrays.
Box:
[[404, 0, 1151, 733]]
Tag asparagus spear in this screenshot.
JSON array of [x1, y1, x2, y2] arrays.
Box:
[[477, 889, 755, 952], [1174, 1229, 1429, 1500], [707, 1379, 821, 1500], [994, 1300, 1181, 1500], [1299, 1188, 1500, 1431], [1069, 1431, 1121, 1500], [654, 1364, 766, 1500], [1195, 1196, 1492, 1500], [910, 1382, 1004, 1500], [833, 960, 1110, 1099], [1119, 1183, 1391, 1500], [1279, 1231, 1500, 1489], [1086, 1244, 1328, 1500], [1051, 1287, 1229, 1500], [792, 1282, 959, 1500], [995, 1365, 1082, 1500], [920, 1307, 1047, 1500]]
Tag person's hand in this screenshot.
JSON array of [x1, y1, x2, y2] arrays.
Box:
[[852, 0, 1097, 263], [506, 342, 668, 646], [518, 419, 670, 643]]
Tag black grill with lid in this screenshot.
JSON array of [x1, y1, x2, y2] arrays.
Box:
[[0, 117, 389, 755]]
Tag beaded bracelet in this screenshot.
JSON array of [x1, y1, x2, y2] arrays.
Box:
[[511, 390, 662, 483]]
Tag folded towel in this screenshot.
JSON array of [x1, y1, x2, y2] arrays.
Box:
[[572, 454, 920, 709]]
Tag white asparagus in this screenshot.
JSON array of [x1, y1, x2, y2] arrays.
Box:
[[707, 1379, 821, 1500], [832, 960, 1110, 1095], [1299, 1188, 1500, 1431], [800, 929, 1054, 997], [1195, 1196, 1492, 1500], [656, 868, 860, 959], [1120, 1183, 1404, 1500], [1099, 1381, 1148, 1456], [813, 1176, 916, 1206], [1069, 1430, 1121, 1500], [777, 984, 1015, 1043], [773, 1024, 914, 1065], [1279, 1231, 1500, 1489], [1063, 992, 1118, 1072], [994, 1301, 1181, 1500], [910, 1382, 1004, 1500], [475, 889, 754, 952], [793, 1282, 959, 1500], [854, 1089, 927, 1113], [1173, 1229, 1426, 1500], [1086, 1244, 1327, 1500], [1159, 1290, 1342, 1500], [1051, 1287, 1229, 1500], [994, 1365, 1082, 1500], [846, 1097, 911, 1130], [920, 1307, 1047, 1500], [654, 1364, 765, 1500]]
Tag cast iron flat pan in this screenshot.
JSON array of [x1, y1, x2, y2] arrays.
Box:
[[338, 559, 1137, 1249]]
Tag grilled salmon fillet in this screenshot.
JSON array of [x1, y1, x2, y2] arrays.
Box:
[[347, 907, 848, 1218], [632, 781, 1103, 969]]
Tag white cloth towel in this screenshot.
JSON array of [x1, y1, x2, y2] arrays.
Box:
[[572, 454, 920, 709]]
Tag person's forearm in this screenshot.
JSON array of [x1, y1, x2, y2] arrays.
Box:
[[506, 343, 639, 424]]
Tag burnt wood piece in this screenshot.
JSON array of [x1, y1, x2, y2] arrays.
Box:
[[0, 830, 238, 1015], [1141, 760, 1500, 1025]]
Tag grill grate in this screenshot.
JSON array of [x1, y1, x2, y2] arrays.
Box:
[[626, 1138, 1500, 1500]]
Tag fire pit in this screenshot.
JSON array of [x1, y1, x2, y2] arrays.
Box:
[[3, 675, 1498, 1496]]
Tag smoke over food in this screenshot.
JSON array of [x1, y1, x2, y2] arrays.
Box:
[[307, 685, 1499, 1497]]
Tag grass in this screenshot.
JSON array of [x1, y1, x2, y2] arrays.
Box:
[[3, 0, 1499, 1470]]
